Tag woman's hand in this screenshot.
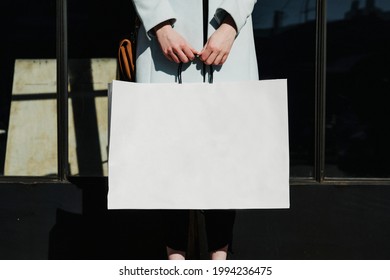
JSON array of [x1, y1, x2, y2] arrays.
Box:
[[154, 21, 198, 63], [199, 14, 237, 65]]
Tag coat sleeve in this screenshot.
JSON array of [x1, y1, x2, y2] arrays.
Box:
[[132, 0, 176, 37], [214, 0, 257, 34]]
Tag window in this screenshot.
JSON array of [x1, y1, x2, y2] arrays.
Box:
[[1, 0, 389, 185], [326, 0, 390, 178], [0, 1, 57, 177], [253, 0, 317, 178]]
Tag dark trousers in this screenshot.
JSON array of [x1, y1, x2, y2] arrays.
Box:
[[163, 210, 236, 252]]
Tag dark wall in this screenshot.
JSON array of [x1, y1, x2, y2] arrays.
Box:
[[1, 181, 389, 260], [0, 183, 81, 259], [233, 185, 390, 260], [1, 0, 390, 260]]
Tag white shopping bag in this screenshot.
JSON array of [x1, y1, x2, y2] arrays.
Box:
[[108, 79, 289, 209]]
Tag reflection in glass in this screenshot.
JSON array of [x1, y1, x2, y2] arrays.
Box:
[[253, 0, 317, 178], [0, 1, 57, 176], [66, 0, 131, 176], [326, 0, 390, 177], [67, 58, 115, 177]]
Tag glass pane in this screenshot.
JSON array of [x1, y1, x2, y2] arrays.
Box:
[[0, 1, 57, 176], [253, 0, 317, 177], [326, 0, 390, 178], [67, 1, 130, 176]]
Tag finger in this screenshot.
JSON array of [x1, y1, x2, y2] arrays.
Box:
[[199, 44, 211, 62], [204, 51, 218, 65], [220, 54, 228, 65], [167, 50, 181, 63], [163, 53, 174, 62], [182, 46, 196, 61], [213, 52, 225, 65], [175, 49, 190, 63], [167, 47, 182, 63]]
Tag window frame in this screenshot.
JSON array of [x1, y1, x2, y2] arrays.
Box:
[[1, 0, 390, 186]]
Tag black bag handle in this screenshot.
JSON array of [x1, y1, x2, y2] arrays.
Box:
[[178, 0, 213, 84]]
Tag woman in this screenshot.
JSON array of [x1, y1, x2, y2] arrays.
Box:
[[131, 0, 258, 260]]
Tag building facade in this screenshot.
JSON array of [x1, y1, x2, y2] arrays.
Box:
[[0, 0, 390, 259]]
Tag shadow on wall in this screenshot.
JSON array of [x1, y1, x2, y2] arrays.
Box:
[[48, 177, 167, 260]]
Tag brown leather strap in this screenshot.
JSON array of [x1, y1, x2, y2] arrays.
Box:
[[117, 10, 139, 82], [118, 39, 135, 81]]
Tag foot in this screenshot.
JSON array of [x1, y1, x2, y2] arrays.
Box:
[[210, 245, 228, 260], [167, 247, 186, 260]]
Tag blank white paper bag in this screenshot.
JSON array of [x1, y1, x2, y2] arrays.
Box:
[[108, 79, 289, 209]]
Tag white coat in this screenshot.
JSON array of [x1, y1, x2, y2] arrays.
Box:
[[132, 0, 258, 83]]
